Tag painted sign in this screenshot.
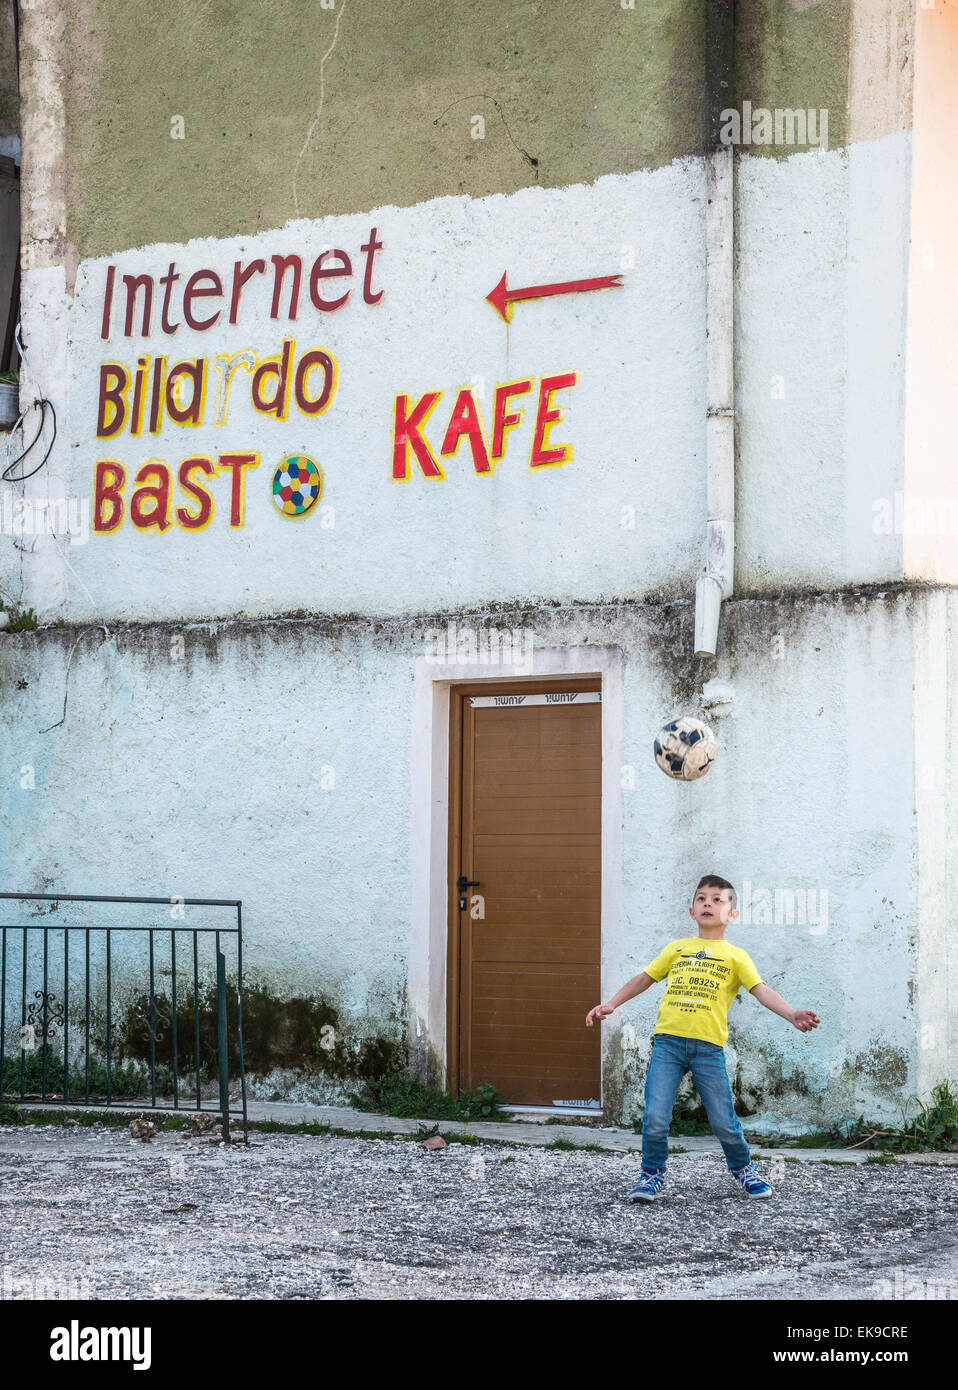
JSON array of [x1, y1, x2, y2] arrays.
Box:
[[92, 232, 380, 533], [65, 168, 704, 620], [89, 228, 606, 531], [485, 271, 623, 322]]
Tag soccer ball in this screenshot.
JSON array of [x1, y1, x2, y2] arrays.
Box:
[[654, 716, 717, 781], [271, 454, 323, 517]]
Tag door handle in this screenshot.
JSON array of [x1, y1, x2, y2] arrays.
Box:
[[457, 874, 480, 910]]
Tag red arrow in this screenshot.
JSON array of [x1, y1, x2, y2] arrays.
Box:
[[486, 270, 623, 322]]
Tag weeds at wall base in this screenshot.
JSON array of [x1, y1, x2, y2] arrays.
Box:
[[348, 1073, 507, 1122], [631, 1078, 958, 1152], [790, 1080, 958, 1152], [0, 1106, 191, 1131]]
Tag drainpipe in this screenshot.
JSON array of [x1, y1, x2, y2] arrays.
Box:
[[15, 0, 70, 619], [695, 0, 736, 658]]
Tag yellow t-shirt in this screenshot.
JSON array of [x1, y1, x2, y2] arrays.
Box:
[[643, 937, 763, 1046]]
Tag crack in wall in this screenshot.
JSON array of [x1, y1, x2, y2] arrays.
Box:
[[292, 0, 349, 220], [432, 93, 540, 175]]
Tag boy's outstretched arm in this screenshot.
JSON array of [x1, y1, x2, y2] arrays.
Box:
[[585, 972, 655, 1027], [750, 982, 820, 1033]]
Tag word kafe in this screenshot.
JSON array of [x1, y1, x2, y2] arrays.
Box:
[[91, 228, 581, 534]]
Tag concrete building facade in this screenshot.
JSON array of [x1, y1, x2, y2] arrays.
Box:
[[0, 0, 955, 1129]]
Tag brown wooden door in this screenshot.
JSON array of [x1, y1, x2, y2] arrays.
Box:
[[452, 681, 602, 1105]]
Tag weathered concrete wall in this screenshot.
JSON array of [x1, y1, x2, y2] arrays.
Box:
[[55, 0, 925, 268], [2, 0, 954, 1131], [912, 587, 958, 1099], [5, 0, 945, 627], [945, 589, 958, 1084], [0, 586, 948, 1125], [732, 0, 851, 150], [902, 0, 958, 586], [5, 0, 938, 625], [62, 0, 710, 260], [734, 132, 912, 594], [0, 1, 18, 155], [59, 0, 905, 261], [60, 163, 709, 622], [2, 127, 925, 625]]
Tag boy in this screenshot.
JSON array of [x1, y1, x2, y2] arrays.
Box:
[[586, 874, 820, 1202]]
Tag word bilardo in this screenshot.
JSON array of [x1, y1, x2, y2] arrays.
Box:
[[719, 103, 829, 151], [423, 621, 535, 670], [97, 338, 336, 438]]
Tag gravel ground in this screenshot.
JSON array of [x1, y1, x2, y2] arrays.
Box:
[[1, 1124, 956, 1301]]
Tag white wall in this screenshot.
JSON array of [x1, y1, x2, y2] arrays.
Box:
[[3, 129, 931, 627], [735, 134, 912, 593], [2, 18, 953, 1127], [0, 587, 942, 1124], [46, 165, 709, 623]]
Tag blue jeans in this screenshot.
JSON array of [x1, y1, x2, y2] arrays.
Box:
[[641, 1031, 751, 1173]]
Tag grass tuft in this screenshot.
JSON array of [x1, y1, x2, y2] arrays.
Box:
[[3, 1051, 188, 1102], [348, 1073, 507, 1123], [545, 1137, 607, 1153], [792, 1080, 958, 1153]]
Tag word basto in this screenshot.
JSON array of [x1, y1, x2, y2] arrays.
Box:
[[93, 454, 260, 533]]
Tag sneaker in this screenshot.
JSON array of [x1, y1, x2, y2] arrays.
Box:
[[730, 1162, 773, 1198], [627, 1168, 666, 1203]]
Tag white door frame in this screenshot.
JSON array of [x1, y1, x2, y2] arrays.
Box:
[[408, 644, 626, 1093]]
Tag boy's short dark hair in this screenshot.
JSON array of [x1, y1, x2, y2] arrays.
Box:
[[693, 874, 738, 910]]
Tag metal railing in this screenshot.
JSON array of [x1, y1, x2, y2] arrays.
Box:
[[0, 893, 247, 1140]]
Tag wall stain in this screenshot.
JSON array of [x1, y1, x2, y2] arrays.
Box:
[[110, 981, 407, 1085]]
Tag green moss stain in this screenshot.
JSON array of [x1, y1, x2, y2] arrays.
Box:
[[59, 0, 870, 260], [852, 1044, 909, 1094], [733, 0, 851, 155], [0, 5, 18, 137], [110, 981, 406, 1084]]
